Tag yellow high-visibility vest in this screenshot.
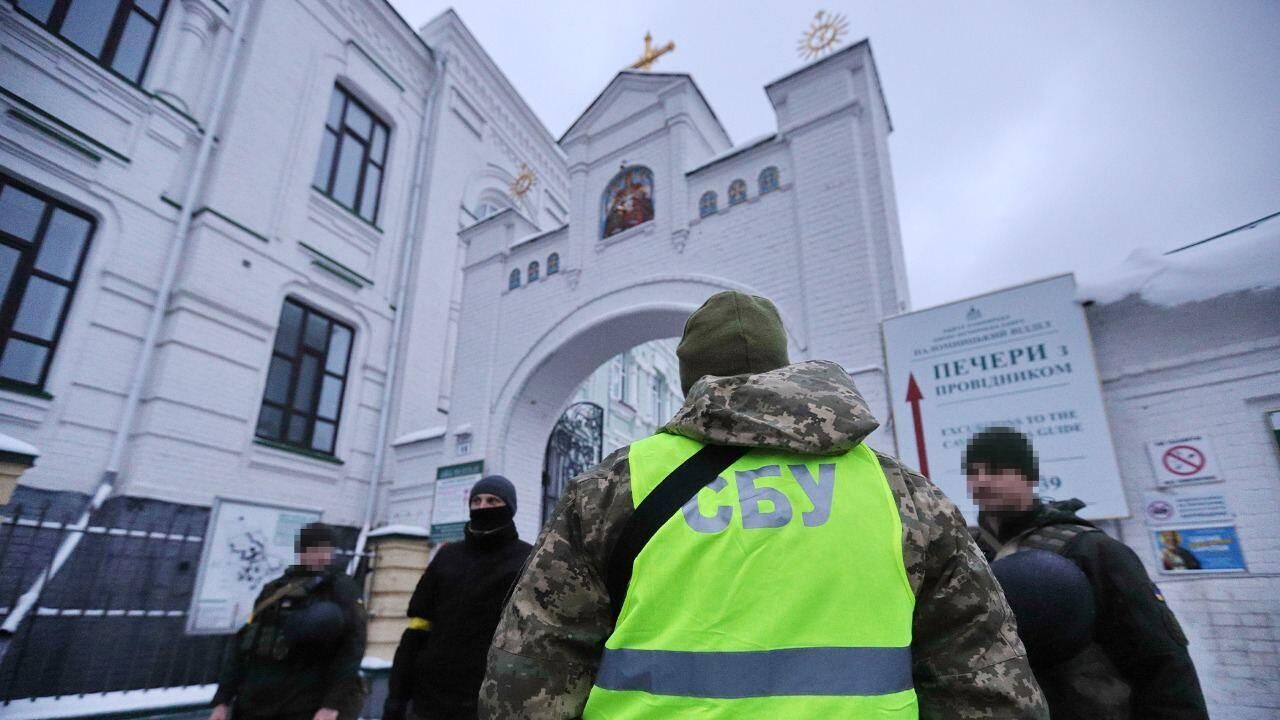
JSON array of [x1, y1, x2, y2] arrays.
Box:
[[583, 433, 917, 719]]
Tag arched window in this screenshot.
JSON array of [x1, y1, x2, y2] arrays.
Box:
[[508, 268, 521, 290], [758, 166, 780, 194], [699, 191, 718, 218], [728, 179, 747, 206], [600, 165, 655, 239], [474, 201, 503, 221], [547, 252, 560, 275], [528, 261, 540, 282]]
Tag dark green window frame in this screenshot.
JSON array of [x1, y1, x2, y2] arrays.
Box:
[[255, 299, 354, 457], [312, 85, 390, 225], [0, 171, 95, 391], [13, 0, 171, 86]]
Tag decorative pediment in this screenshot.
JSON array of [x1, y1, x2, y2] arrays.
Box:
[[560, 72, 726, 147]]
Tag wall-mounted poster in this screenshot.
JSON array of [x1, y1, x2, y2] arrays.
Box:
[[188, 499, 320, 634], [430, 460, 484, 543], [882, 274, 1127, 521], [1142, 489, 1233, 527], [1151, 525, 1246, 574]]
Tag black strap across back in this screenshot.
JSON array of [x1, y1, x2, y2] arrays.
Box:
[[605, 444, 748, 620]]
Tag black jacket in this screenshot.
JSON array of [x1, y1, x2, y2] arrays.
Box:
[[977, 500, 1209, 719], [388, 522, 531, 719], [213, 565, 367, 718]]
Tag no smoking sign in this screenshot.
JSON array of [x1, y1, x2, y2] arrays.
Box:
[[1147, 435, 1221, 486], [1162, 445, 1206, 476]]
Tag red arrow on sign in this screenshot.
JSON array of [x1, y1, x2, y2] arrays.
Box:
[[906, 373, 929, 478]]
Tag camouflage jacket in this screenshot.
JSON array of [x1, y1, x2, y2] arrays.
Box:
[[480, 361, 1048, 719]]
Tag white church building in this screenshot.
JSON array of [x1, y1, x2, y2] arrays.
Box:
[[0, 0, 1275, 716], [0, 0, 908, 704]]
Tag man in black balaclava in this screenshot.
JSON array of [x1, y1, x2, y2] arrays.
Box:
[[384, 476, 531, 720]]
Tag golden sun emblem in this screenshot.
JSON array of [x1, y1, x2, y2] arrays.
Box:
[[510, 164, 536, 199], [798, 10, 850, 60]]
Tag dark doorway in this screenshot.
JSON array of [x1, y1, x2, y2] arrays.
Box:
[[542, 402, 604, 524]]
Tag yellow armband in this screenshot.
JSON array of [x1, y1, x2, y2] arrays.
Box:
[[407, 617, 432, 631]]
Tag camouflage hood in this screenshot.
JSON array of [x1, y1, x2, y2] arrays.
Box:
[[660, 360, 879, 456]]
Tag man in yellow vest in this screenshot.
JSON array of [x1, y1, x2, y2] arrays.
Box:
[[480, 292, 1048, 719]]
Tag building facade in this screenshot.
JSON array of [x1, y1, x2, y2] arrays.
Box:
[[573, 339, 684, 458], [1, 0, 440, 535], [413, 47, 909, 542], [16, 2, 1270, 716], [1081, 222, 1280, 718], [0, 0, 560, 701]]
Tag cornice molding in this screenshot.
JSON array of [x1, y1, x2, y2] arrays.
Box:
[[329, 0, 433, 96], [442, 46, 568, 198]]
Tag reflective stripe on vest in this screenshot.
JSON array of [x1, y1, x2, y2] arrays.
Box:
[[584, 434, 917, 719]]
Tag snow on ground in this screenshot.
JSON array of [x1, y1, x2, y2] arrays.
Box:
[[361, 655, 393, 671], [1, 685, 215, 720], [1077, 213, 1280, 306]]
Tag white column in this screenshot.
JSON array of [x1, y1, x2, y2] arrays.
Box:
[[155, 0, 223, 115]]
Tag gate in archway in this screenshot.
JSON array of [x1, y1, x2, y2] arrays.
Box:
[[541, 402, 604, 524]]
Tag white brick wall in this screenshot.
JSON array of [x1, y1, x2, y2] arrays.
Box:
[[0, 0, 442, 526], [1089, 288, 1280, 717], [428, 43, 908, 540]]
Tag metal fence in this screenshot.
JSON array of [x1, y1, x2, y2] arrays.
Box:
[[0, 497, 232, 705]]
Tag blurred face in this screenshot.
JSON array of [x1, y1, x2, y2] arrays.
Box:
[[298, 542, 335, 570], [966, 463, 1035, 512], [470, 493, 507, 510]]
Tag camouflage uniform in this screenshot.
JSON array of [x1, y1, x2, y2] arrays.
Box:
[[480, 360, 1048, 718]]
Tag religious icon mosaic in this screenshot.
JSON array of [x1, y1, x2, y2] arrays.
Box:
[[601, 166, 655, 239], [759, 166, 780, 194], [699, 191, 718, 217]]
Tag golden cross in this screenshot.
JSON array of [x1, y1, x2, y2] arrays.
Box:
[[629, 31, 675, 71]]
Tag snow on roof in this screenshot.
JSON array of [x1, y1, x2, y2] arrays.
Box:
[[368, 524, 430, 538], [685, 133, 778, 175], [1077, 213, 1280, 307], [0, 432, 38, 458], [511, 223, 568, 251]]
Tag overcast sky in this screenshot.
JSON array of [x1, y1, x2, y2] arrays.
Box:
[[390, 1, 1279, 309]]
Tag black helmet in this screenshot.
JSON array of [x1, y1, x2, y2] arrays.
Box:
[[991, 549, 1096, 667], [282, 600, 346, 647]]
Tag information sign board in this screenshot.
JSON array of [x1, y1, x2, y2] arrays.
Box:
[[430, 460, 484, 543], [882, 275, 1127, 520], [189, 499, 320, 633]]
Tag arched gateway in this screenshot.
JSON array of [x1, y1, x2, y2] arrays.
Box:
[[397, 43, 910, 540]]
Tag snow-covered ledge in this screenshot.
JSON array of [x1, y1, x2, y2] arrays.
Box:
[[0, 432, 38, 504], [367, 523, 430, 539], [0, 684, 215, 720]]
